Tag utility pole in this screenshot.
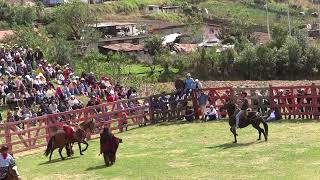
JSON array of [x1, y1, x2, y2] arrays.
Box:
[[318, 1, 320, 30], [287, 0, 291, 36], [266, 0, 271, 40]]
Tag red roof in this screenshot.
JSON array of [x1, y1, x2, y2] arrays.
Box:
[[0, 30, 14, 41], [101, 43, 144, 52], [173, 43, 198, 53]]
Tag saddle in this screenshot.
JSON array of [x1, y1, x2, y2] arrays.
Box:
[[239, 110, 258, 122], [63, 125, 75, 141], [241, 110, 248, 119]]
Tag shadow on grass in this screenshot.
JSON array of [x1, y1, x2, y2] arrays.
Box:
[[39, 156, 79, 165], [85, 164, 107, 171], [156, 119, 227, 127], [206, 141, 264, 149]]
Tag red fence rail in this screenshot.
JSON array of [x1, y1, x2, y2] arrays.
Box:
[[193, 83, 320, 118], [1, 84, 320, 154]]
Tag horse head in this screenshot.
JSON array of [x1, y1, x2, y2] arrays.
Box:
[[80, 119, 96, 134], [74, 128, 87, 142]]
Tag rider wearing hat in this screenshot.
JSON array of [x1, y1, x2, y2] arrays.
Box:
[[235, 91, 249, 129], [0, 145, 16, 179]]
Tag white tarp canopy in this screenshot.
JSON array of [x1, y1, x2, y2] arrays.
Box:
[[162, 33, 182, 46]]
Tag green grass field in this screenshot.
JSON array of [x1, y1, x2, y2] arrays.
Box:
[[17, 119, 320, 180]]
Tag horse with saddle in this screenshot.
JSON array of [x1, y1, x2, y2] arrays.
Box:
[[221, 92, 268, 143]]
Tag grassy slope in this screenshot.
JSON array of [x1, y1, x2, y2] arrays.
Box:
[[17, 119, 320, 180], [200, 0, 311, 27]]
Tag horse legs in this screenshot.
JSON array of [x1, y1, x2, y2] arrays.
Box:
[[78, 142, 83, 155], [49, 149, 54, 162], [253, 124, 266, 141], [58, 147, 65, 160], [81, 141, 89, 152], [230, 128, 237, 143]]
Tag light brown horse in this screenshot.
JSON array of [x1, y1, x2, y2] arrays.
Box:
[[44, 119, 96, 161]]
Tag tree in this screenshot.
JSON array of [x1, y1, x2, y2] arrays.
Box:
[[270, 25, 288, 49], [255, 45, 277, 79], [236, 44, 257, 79], [50, 37, 75, 66], [302, 46, 320, 78], [54, 0, 98, 40], [144, 35, 164, 56]]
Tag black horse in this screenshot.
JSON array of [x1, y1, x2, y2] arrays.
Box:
[[221, 100, 268, 143]]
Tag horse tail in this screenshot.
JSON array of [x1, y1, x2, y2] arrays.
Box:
[[44, 136, 54, 157], [261, 119, 268, 137]]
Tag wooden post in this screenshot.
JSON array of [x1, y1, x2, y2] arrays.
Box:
[[148, 96, 155, 124], [5, 123, 12, 152], [44, 119, 51, 143], [269, 85, 275, 111], [311, 83, 318, 119]]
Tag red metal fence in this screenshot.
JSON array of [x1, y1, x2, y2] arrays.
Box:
[[1, 84, 320, 154]]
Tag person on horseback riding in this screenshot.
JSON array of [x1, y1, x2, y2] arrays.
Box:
[[235, 91, 249, 129], [0, 146, 19, 180]]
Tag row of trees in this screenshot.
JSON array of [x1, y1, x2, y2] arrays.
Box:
[[145, 24, 320, 81]]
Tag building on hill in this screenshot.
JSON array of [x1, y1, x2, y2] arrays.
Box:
[[145, 5, 161, 14], [90, 22, 141, 38], [144, 5, 181, 14]]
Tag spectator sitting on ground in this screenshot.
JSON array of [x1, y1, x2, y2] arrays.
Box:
[[68, 95, 83, 110], [185, 106, 194, 122], [205, 105, 219, 121]]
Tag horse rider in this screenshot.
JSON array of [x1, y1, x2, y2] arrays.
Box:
[[0, 145, 19, 180], [63, 122, 79, 156], [235, 91, 249, 129]]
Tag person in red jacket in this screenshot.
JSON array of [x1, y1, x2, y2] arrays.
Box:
[[99, 127, 122, 166]]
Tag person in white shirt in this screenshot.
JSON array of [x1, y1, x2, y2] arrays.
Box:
[[68, 95, 82, 110], [49, 101, 59, 114], [0, 145, 19, 179], [266, 108, 277, 122], [46, 86, 56, 99], [205, 105, 219, 121]]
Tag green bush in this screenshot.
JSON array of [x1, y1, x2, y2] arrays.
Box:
[[146, 12, 182, 23], [0, 1, 35, 27]]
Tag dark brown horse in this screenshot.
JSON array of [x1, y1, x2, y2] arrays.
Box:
[[222, 100, 268, 143], [44, 119, 95, 161]]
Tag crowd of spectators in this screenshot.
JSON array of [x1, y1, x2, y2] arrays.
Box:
[[0, 46, 138, 125]]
